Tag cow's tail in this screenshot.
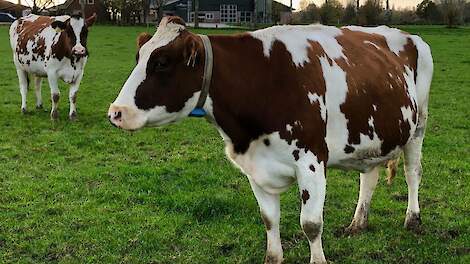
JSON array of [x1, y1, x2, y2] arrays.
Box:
[[386, 156, 400, 185], [9, 20, 19, 50]]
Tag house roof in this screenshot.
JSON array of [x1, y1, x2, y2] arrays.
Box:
[[272, 0, 293, 11], [54, 0, 75, 10], [0, 0, 29, 12]]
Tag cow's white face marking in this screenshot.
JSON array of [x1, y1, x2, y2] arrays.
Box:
[[250, 25, 346, 67], [345, 26, 408, 55], [70, 17, 86, 54], [109, 17, 186, 130]]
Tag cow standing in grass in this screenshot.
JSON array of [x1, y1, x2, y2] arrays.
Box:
[[108, 17, 433, 263], [9, 13, 96, 120]]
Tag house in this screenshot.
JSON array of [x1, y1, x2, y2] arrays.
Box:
[[0, 0, 29, 17], [272, 0, 292, 24], [49, 0, 107, 21], [156, 0, 279, 24]]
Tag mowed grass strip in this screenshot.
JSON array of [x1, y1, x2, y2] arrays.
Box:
[[0, 24, 469, 264]]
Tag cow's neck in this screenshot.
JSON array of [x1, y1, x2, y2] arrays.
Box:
[[202, 34, 273, 155]]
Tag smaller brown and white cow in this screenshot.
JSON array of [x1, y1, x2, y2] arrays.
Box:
[[9, 13, 96, 120], [108, 17, 433, 263]]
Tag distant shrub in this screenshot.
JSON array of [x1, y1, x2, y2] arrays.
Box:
[[342, 1, 357, 24], [359, 0, 384, 25], [320, 0, 344, 25]]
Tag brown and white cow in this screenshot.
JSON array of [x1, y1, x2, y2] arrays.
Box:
[[9, 13, 96, 120], [108, 17, 433, 263]]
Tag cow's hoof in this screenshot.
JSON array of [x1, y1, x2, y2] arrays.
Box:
[[69, 112, 77, 121], [51, 110, 59, 120], [265, 254, 282, 264], [344, 223, 367, 235], [405, 212, 422, 233], [36, 104, 43, 109]]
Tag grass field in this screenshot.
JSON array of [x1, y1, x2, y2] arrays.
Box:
[[0, 24, 469, 264]]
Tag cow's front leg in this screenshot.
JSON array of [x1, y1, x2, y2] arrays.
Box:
[[345, 166, 379, 234], [68, 84, 79, 121], [297, 156, 327, 264], [248, 179, 283, 264], [68, 72, 83, 121], [16, 69, 28, 113], [47, 75, 60, 120]]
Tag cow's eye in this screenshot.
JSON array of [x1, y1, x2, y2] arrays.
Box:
[[154, 56, 169, 71]]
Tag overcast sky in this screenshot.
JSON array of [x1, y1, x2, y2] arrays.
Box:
[[7, 0, 421, 12]]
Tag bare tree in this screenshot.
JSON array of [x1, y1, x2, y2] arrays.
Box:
[[142, 0, 149, 24], [24, 0, 56, 14], [320, 0, 343, 25], [439, 0, 465, 28], [80, 0, 85, 17], [359, 0, 383, 25], [153, 0, 168, 24], [194, 0, 199, 28], [343, 1, 357, 24]]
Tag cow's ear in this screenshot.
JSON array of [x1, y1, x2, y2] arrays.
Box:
[[183, 34, 202, 68], [51, 20, 67, 32], [85, 13, 97, 27], [137, 32, 152, 49]]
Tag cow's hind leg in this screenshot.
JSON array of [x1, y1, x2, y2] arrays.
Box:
[[297, 156, 327, 264], [403, 113, 427, 230], [248, 179, 283, 264], [345, 166, 379, 234], [34, 76, 43, 109], [16, 69, 28, 113], [47, 75, 60, 120]]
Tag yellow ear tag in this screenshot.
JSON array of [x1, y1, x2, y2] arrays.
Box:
[[55, 27, 64, 33]]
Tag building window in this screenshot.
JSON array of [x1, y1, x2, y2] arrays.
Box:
[[87, 0, 94, 4], [220, 4, 237, 23], [205, 13, 214, 20], [240, 11, 251, 22]]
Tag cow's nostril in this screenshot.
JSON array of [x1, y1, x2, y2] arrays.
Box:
[[115, 111, 122, 119]]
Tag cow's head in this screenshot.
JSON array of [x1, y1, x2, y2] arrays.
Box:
[[51, 13, 97, 57], [108, 16, 206, 130]]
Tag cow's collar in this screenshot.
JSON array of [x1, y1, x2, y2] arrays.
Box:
[[189, 34, 213, 117]]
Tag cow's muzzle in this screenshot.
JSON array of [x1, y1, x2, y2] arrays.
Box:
[[108, 104, 146, 131], [72, 46, 87, 56]]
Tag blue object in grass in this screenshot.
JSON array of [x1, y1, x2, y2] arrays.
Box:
[[189, 108, 206, 117]]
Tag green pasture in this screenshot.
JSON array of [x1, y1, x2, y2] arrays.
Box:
[[0, 24, 469, 263]]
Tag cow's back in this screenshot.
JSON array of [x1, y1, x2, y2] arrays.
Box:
[[323, 26, 432, 170], [247, 25, 432, 171], [10, 15, 71, 75]]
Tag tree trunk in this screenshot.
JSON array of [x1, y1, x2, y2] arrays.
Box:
[[194, 0, 199, 28], [80, 0, 85, 18], [253, 0, 257, 28], [157, 6, 164, 24], [142, 0, 148, 24], [356, 0, 360, 24]]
